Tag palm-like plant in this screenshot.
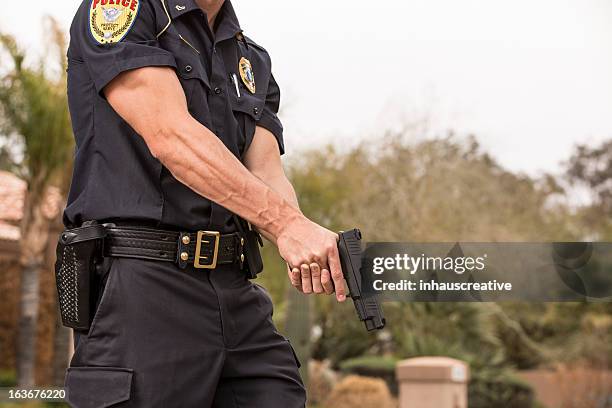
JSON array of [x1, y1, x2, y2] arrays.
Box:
[[0, 18, 73, 386]]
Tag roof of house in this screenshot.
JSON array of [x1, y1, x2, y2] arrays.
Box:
[[0, 171, 62, 243], [0, 171, 26, 223]]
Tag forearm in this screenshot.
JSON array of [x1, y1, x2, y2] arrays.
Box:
[[157, 116, 300, 238], [251, 171, 301, 242], [104, 67, 303, 239], [104, 67, 346, 298], [257, 171, 299, 209]]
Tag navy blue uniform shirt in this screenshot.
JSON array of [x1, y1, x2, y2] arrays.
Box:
[[64, 0, 283, 232]]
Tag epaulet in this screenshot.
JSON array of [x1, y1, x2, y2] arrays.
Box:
[[236, 33, 268, 54]]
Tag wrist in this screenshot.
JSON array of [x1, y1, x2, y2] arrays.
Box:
[[269, 204, 304, 241]]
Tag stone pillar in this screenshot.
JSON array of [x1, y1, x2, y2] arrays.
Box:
[[396, 357, 469, 408]]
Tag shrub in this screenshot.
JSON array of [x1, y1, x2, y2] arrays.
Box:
[[324, 375, 395, 408], [469, 371, 535, 408], [0, 369, 16, 387], [308, 360, 338, 406], [338, 356, 399, 395]]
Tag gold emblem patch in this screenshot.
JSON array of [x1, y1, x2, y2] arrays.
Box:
[[89, 0, 141, 45], [239, 57, 256, 94]]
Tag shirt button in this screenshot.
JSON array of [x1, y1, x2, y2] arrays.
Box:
[[214, 87, 222, 95], [253, 106, 260, 115], [184, 65, 193, 73]]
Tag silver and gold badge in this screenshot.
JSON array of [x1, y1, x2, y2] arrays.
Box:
[[238, 57, 256, 94]]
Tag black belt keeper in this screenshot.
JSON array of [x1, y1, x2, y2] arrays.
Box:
[[232, 216, 264, 279]]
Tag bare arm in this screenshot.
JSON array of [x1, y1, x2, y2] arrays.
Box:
[[104, 67, 346, 300], [244, 127, 339, 296], [106, 67, 294, 241], [243, 127, 300, 212]]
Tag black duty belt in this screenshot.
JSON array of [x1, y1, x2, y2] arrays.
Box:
[[103, 226, 246, 270]]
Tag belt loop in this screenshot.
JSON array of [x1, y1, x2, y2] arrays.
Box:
[[177, 232, 191, 269]]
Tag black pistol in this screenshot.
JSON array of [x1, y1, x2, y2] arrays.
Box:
[[338, 229, 386, 331]]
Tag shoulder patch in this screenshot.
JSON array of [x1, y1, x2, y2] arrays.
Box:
[[89, 0, 141, 45]]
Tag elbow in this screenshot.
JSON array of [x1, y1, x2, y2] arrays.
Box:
[[146, 131, 169, 162], [144, 111, 194, 162], [143, 122, 180, 162]]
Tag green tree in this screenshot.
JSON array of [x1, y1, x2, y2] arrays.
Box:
[[566, 139, 612, 240], [0, 19, 73, 386], [287, 134, 577, 405]]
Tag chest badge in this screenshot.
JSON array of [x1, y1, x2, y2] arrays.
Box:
[[89, 0, 141, 45], [239, 57, 256, 94]]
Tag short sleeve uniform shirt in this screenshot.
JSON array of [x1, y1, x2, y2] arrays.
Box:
[[64, 0, 283, 232]]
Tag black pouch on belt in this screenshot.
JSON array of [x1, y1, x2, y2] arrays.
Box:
[[233, 215, 264, 279], [54, 221, 108, 331]]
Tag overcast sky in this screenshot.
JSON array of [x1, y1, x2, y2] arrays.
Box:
[[2, 0, 611, 174]]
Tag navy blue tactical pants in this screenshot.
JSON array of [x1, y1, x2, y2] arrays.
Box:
[[64, 257, 306, 407]]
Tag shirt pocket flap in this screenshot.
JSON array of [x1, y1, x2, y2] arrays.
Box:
[[230, 92, 265, 121], [170, 40, 210, 89], [176, 57, 210, 89], [65, 366, 133, 408]]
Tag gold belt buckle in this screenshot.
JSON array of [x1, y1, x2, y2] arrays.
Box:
[[194, 231, 220, 269]]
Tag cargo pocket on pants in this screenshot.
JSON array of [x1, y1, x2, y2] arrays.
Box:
[[65, 367, 133, 408]]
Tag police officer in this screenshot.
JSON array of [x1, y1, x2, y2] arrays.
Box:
[[63, 0, 347, 406]]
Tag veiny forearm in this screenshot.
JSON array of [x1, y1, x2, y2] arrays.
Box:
[[251, 171, 300, 243], [105, 67, 302, 238], [265, 174, 299, 209], [105, 67, 346, 299], [158, 117, 299, 238], [242, 126, 302, 243]]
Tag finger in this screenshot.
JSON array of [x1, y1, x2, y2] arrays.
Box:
[[301, 264, 313, 294], [310, 262, 323, 294], [288, 266, 302, 291], [320, 268, 334, 294], [328, 244, 346, 301]]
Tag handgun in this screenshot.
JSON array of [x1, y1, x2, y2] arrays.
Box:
[[337, 229, 386, 331]]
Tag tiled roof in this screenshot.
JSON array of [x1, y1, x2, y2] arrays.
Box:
[[0, 171, 62, 242], [0, 221, 20, 241], [0, 171, 26, 223]]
